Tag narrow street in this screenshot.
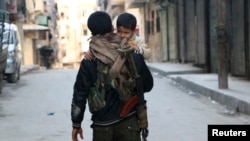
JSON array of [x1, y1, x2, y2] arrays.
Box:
[[0, 68, 249, 141]]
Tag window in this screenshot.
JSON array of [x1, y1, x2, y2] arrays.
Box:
[[39, 30, 46, 40], [151, 11, 155, 33], [83, 29, 88, 36], [147, 21, 150, 34], [156, 16, 160, 32], [151, 20, 154, 33]]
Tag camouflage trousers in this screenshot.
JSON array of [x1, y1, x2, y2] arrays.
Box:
[[91, 115, 141, 141]]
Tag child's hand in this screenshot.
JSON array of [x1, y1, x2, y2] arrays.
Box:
[[84, 50, 93, 60], [128, 40, 140, 51]]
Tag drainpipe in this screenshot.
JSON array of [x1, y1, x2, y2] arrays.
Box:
[[205, 0, 211, 73], [183, 0, 187, 63], [175, 0, 180, 62], [166, 9, 170, 61], [157, 2, 168, 62], [144, 3, 148, 43], [194, 0, 199, 65]]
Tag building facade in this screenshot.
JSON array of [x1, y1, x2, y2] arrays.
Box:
[[99, 0, 250, 80], [23, 0, 58, 66], [55, 0, 97, 68]]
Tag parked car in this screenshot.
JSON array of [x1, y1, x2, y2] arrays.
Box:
[[0, 21, 9, 92], [3, 23, 22, 83]]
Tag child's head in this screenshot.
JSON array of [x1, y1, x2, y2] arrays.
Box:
[[87, 11, 113, 36], [116, 12, 137, 39]]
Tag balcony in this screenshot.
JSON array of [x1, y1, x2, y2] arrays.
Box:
[[125, 0, 147, 9]]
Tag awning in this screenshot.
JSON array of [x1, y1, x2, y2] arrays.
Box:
[[23, 24, 48, 31]]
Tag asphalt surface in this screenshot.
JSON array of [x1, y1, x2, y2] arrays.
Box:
[[20, 63, 250, 116]]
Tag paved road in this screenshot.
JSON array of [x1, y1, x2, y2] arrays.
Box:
[[0, 69, 249, 141]]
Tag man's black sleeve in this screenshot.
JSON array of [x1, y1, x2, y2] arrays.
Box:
[[71, 60, 96, 128], [133, 53, 154, 92]]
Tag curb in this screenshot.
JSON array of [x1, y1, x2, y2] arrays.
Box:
[[20, 65, 40, 76], [171, 77, 250, 115], [148, 65, 205, 76], [148, 66, 250, 115]]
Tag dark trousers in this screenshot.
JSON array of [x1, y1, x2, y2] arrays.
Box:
[[92, 115, 141, 141]]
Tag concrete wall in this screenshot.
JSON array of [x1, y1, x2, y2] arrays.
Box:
[[230, 0, 246, 76], [208, 0, 218, 72], [158, 9, 167, 62], [185, 0, 196, 62], [177, 0, 186, 63], [170, 0, 206, 66], [145, 3, 163, 62], [196, 0, 206, 65], [167, 6, 177, 61], [23, 37, 35, 65]]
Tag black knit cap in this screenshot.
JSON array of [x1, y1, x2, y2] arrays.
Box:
[[87, 11, 112, 35], [116, 12, 137, 31]]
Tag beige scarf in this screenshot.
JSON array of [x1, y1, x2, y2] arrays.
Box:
[[89, 33, 128, 79]]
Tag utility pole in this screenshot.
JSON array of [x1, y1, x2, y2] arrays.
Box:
[[216, 0, 228, 89]]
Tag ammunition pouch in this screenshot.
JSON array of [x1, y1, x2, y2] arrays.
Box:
[[88, 87, 106, 112], [118, 78, 135, 103], [136, 102, 148, 129]]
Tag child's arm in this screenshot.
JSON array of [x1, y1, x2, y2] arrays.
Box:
[[140, 45, 151, 60], [84, 50, 94, 60], [129, 37, 151, 60], [128, 40, 140, 52]]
